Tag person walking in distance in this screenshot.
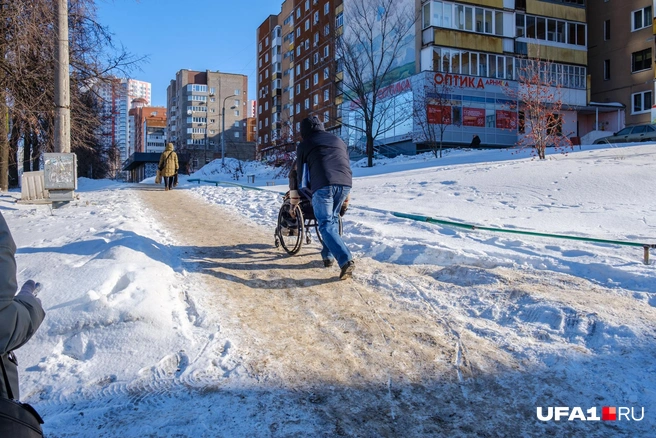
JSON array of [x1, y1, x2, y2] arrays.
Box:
[[295, 116, 355, 280], [0, 212, 46, 405], [158, 143, 179, 191]]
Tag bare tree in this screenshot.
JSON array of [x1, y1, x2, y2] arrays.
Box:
[[336, 0, 417, 167], [0, 0, 143, 188], [503, 51, 572, 160], [413, 75, 454, 158]]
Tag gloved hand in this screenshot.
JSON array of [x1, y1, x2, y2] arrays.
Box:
[[340, 194, 350, 217], [18, 280, 42, 301], [289, 190, 300, 208]]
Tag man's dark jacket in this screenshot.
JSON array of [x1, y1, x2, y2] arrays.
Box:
[[296, 119, 352, 194]]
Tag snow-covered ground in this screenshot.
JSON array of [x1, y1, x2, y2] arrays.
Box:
[[1, 143, 654, 436]]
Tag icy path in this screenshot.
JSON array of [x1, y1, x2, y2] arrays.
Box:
[[29, 186, 656, 437]]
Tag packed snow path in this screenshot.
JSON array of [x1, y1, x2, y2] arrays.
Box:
[[138, 187, 655, 437], [35, 185, 655, 437]]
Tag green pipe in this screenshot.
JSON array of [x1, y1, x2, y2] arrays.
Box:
[[392, 212, 655, 264], [186, 178, 265, 191]]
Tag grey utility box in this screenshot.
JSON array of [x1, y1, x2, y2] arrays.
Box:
[[44, 153, 77, 201]]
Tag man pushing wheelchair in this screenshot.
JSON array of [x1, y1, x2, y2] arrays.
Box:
[[290, 116, 354, 280]]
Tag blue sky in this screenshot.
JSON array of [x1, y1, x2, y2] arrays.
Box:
[[96, 0, 283, 107]]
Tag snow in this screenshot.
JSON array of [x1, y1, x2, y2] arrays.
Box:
[[1, 143, 655, 436]]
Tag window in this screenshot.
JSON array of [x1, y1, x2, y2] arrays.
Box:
[[604, 20, 610, 40], [313, 73, 319, 84], [324, 89, 329, 101], [323, 46, 329, 57], [324, 67, 330, 79], [603, 59, 610, 80], [518, 111, 525, 133], [305, 79, 309, 89], [324, 24, 330, 36], [632, 90, 652, 113], [304, 98, 310, 109], [632, 48, 651, 72], [632, 7, 652, 31], [324, 3, 329, 15], [313, 94, 318, 106], [324, 111, 329, 122], [305, 19, 309, 30], [314, 53, 319, 64]]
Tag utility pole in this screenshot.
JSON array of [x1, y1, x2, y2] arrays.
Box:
[[0, 1, 8, 191], [54, 0, 70, 153]]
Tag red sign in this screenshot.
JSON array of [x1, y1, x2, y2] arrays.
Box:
[[463, 107, 485, 127], [427, 105, 451, 125], [433, 73, 510, 90], [496, 110, 517, 129]]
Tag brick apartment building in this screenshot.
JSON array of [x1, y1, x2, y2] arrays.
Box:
[[256, 0, 342, 156], [588, 0, 653, 129], [167, 69, 255, 171]]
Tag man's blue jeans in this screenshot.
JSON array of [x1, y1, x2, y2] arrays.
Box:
[[311, 185, 352, 268]]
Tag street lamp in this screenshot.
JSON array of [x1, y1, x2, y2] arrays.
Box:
[[221, 94, 237, 166]]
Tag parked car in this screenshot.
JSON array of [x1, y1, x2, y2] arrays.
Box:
[[593, 124, 656, 144]]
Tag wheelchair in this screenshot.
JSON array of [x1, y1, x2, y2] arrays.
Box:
[[274, 190, 343, 256]]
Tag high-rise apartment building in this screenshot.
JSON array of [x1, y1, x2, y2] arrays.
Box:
[[588, 0, 653, 128], [166, 69, 253, 171], [96, 78, 152, 162], [256, 0, 342, 154], [258, 0, 598, 153]]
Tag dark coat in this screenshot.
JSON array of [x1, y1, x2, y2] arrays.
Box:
[[296, 118, 352, 194], [0, 212, 45, 399]]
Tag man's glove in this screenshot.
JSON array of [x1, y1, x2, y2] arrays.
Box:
[[340, 194, 350, 217]]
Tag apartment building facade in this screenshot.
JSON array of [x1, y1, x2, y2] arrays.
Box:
[[415, 0, 588, 147], [258, 0, 595, 152], [588, 0, 653, 129], [256, 0, 342, 155], [166, 70, 253, 171], [96, 78, 152, 163], [129, 103, 167, 154]]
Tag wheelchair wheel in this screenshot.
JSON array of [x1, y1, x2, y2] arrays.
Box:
[[275, 203, 305, 255]]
